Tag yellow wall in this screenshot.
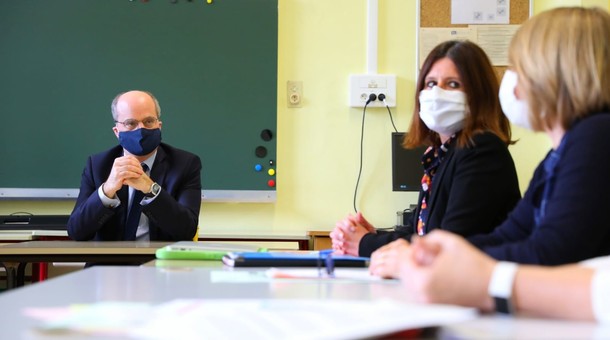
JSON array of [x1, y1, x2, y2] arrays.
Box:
[[0, 0, 605, 234], [535, 0, 608, 11]]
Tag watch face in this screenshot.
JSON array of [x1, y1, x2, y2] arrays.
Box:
[[152, 183, 161, 195]]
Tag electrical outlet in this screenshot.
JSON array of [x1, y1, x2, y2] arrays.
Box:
[[349, 74, 396, 108], [287, 80, 303, 108]]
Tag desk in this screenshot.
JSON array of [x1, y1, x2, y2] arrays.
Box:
[[0, 241, 169, 289], [0, 230, 71, 285], [0, 264, 607, 339], [0, 265, 435, 339], [307, 230, 331, 250], [0, 230, 310, 285], [0, 229, 68, 242], [0, 230, 311, 249]]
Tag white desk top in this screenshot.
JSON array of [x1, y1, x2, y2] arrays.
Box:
[[0, 241, 170, 267], [0, 265, 414, 339], [0, 240, 169, 255], [0, 229, 67, 241], [0, 230, 311, 240], [0, 230, 34, 241], [0, 264, 607, 339], [199, 230, 309, 240]]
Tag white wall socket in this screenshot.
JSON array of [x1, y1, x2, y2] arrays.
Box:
[[287, 80, 303, 108], [349, 74, 396, 108]]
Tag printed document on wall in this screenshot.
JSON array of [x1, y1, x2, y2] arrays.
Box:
[[418, 28, 476, 68], [451, 0, 510, 24], [475, 25, 520, 66]]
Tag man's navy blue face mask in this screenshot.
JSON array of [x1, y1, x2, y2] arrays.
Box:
[[119, 128, 162, 156]]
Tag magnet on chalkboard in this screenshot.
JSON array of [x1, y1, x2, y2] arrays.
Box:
[[260, 129, 273, 141], [255, 146, 267, 158], [269, 159, 274, 166]]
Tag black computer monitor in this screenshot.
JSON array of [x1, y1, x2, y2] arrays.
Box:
[[391, 132, 425, 192]]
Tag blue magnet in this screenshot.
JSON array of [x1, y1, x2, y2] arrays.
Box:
[[254, 164, 263, 172]]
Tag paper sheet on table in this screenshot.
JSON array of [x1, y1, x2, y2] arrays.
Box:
[[265, 267, 398, 282], [209, 268, 397, 283], [25, 299, 477, 339]]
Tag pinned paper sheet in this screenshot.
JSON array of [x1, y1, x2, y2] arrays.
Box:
[[451, 0, 510, 24]]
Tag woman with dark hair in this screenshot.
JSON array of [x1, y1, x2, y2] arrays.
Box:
[[331, 40, 521, 257]]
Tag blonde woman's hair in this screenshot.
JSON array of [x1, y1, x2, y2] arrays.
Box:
[[509, 7, 610, 131]]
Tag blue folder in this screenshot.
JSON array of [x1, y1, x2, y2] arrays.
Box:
[[222, 251, 370, 267]]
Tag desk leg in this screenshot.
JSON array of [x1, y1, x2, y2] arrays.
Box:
[[16, 263, 28, 286], [298, 240, 310, 250], [1, 262, 19, 290], [31, 263, 48, 282]]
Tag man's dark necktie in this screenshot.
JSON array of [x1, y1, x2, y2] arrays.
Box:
[[124, 163, 148, 241]]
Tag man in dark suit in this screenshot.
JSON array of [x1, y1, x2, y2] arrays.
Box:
[[68, 90, 201, 242]]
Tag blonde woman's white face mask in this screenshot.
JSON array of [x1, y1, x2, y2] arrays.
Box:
[[419, 86, 467, 136], [499, 70, 533, 130]]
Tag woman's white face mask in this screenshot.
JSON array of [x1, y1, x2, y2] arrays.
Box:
[[419, 86, 467, 136], [499, 70, 533, 130]]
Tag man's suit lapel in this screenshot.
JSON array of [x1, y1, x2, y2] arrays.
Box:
[[150, 145, 168, 187]]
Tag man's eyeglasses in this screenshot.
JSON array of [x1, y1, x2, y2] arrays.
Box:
[[317, 249, 335, 278], [114, 117, 159, 131]]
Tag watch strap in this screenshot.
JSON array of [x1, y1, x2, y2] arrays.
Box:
[[488, 261, 518, 314]]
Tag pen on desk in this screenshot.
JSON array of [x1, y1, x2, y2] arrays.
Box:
[[318, 249, 335, 277]]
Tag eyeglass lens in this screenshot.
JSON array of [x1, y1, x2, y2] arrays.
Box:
[[118, 117, 158, 130]]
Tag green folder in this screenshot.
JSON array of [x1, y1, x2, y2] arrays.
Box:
[[155, 241, 267, 261]]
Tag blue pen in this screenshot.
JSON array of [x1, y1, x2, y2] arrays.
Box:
[[318, 249, 335, 277]]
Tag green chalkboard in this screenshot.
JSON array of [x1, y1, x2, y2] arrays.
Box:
[[0, 0, 277, 200]]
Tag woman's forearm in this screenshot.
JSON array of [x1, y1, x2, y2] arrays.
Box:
[[513, 265, 594, 321]]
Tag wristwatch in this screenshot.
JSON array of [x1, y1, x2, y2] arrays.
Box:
[[146, 182, 161, 198], [488, 261, 518, 314]]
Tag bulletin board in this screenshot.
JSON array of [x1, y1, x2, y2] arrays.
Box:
[[419, 0, 530, 77]]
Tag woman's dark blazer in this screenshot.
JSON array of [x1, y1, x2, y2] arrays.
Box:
[[358, 132, 521, 257]]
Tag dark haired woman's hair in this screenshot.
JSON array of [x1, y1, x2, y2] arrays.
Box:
[[404, 40, 512, 149]]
